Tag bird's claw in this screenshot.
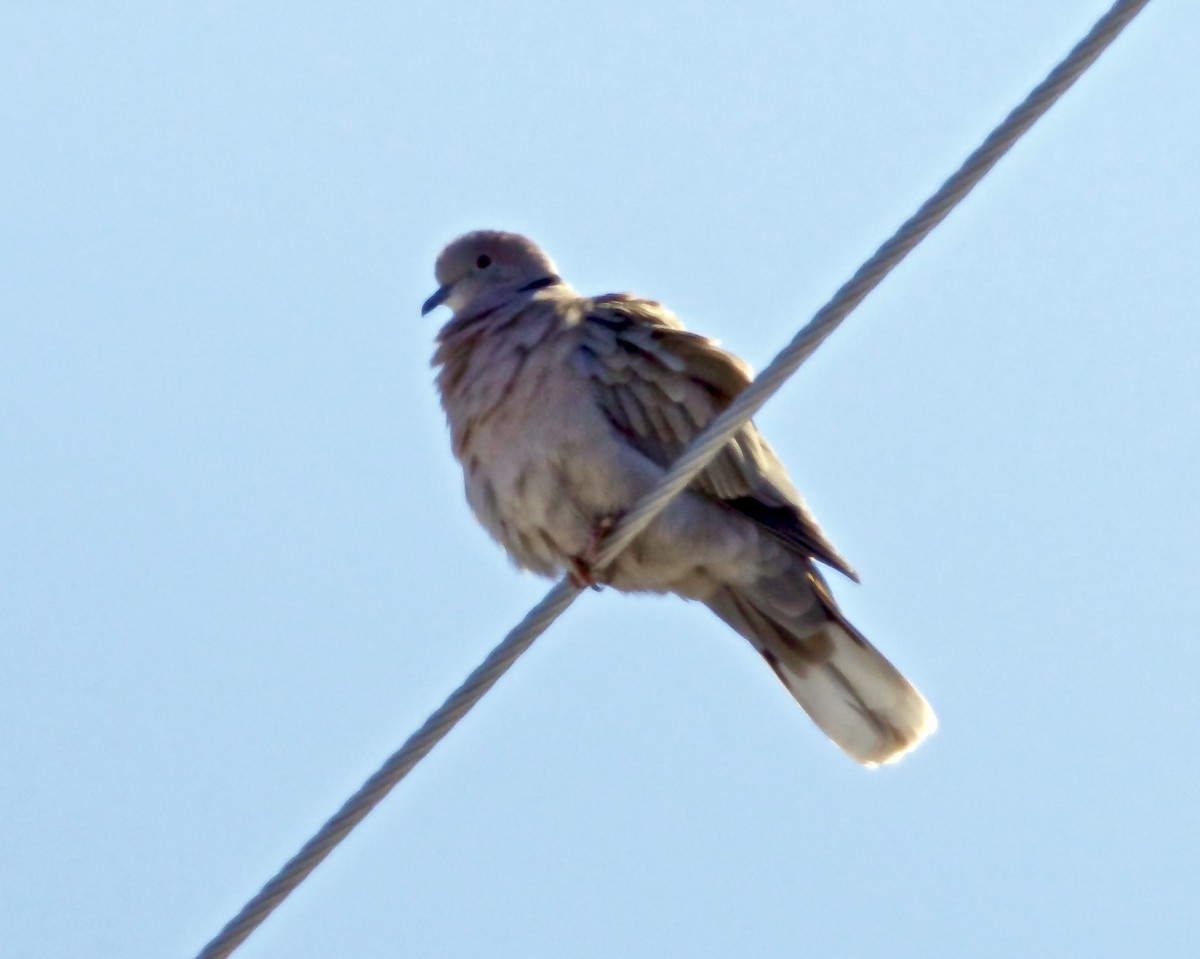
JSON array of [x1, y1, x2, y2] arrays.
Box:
[[568, 558, 603, 591], [567, 514, 621, 591]]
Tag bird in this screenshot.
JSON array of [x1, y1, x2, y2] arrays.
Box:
[[423, 230, 935, 765]]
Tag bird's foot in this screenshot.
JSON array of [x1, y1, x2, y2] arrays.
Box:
[[567, 514, 621, 592], [568, 557, 602, 591]]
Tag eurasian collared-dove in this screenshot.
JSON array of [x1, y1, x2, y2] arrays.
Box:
[[423, 230, 935, 765]]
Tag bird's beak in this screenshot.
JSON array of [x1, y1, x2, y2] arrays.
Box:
[[421, 282, 454, 316]]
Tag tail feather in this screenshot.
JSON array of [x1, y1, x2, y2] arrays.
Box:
[[705, 581, 936, 766]]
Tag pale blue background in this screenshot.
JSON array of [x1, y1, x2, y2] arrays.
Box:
[[2, 2, 1197, 957]]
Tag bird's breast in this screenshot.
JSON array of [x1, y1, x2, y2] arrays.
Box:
[[441, 327, 621, 575]]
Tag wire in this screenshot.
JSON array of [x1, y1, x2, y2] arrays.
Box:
[[193, 2, 1151, 955]]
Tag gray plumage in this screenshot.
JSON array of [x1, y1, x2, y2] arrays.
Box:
[[424, 230, 935, 765]]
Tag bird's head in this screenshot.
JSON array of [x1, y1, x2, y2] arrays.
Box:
[[422, 230, 561, 318]]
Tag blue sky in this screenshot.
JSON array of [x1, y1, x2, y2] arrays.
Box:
[[3, 2, 1197, 957]]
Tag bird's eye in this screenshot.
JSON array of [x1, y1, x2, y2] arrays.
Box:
[[476, 255, 492, 269]]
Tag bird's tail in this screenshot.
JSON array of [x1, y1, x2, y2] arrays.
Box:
[[704, 572, 936, 765]]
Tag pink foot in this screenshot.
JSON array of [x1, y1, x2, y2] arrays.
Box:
[[567, 515, 620, 591]]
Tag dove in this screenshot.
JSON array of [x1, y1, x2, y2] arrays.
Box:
[[423, 230, 935, 765]]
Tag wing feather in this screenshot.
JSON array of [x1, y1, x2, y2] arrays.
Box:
[[575, 295, 858, 580]]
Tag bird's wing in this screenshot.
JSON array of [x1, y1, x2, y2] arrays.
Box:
[[572, 294, 858, 581]]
